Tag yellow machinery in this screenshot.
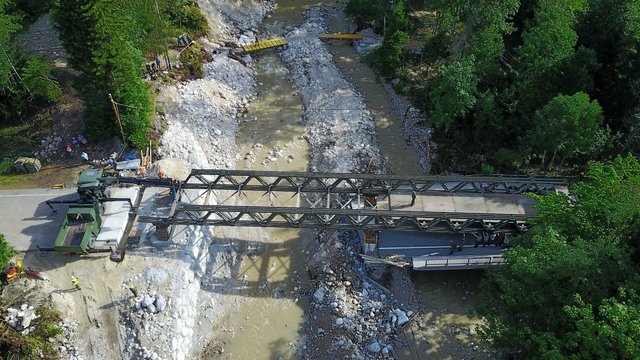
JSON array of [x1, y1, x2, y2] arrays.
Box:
[[5, 258, 24, 282], [319, 33, 363, 40], [242, 37, 288, 52]]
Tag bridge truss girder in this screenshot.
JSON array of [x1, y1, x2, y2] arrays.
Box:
[[131, 169, 569, 234], [138, 205, 531, 233], [182, 169, 570, 195]]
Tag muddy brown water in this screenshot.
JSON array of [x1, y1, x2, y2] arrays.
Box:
[[213, 1, 488, 359], [211, 3, 315, 358]]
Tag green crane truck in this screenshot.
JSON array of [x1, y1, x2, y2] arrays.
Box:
[[53, 203, 102, 253], [47, 168, 137, 254]]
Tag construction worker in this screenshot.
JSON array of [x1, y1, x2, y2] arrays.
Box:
[[410, 190, 417, 206], [129, 283, 138, 297], [78, 134, 88, 147], [71, 275, 80, 290]]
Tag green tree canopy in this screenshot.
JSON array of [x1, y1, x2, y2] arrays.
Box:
[[526, 92, 604, 167], [476, 155, 640, 359], [0, 1, 21, 89], [561, 289, 640, 359], [435, 0, 519, 74], [516, 0, 585, 114], [52, 0, 153, 147], [428, 56, 478, 131]]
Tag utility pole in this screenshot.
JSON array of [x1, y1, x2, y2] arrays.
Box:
[[154, 0, 172, 70], [108, 93, 126, 142]]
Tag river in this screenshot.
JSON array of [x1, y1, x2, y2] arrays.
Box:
[[212, 1, 489, 359]]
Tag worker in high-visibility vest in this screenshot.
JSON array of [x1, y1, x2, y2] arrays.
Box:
[[129, 283, 138, 297], [71, 275, 80, 290]]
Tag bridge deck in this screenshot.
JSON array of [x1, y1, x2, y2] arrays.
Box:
[[377, 192, 536, 216]]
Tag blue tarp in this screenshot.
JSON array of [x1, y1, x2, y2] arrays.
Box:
[[122, 152, 138, 160]]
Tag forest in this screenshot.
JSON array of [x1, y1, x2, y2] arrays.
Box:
[[0, 0, 207, 153], [348, 0, 640, 175], [346, 0, 640, 358]]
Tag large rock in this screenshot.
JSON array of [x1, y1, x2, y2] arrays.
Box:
[[313, 287, 325, 302], [147, 158, 191, 181], [394, 309, 410, 327], [366, 341, 381, 353], [154, 295, 166, 312], [141, 295, 154, 308]]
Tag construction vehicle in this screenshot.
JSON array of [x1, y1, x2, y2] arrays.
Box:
[[52, 202, 102, 253], [44, 168, 143, 257]]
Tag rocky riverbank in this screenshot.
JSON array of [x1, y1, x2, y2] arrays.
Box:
[[281, 8, 417, 359], [118, 1, 276, 360]]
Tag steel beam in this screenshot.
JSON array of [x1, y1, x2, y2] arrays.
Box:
[[138, 205, 531, 233], [181, 169, 570, 195]]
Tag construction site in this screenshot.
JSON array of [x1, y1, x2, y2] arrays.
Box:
[[0, 1, 574, 359]]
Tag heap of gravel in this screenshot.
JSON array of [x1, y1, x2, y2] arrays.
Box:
[[198, 0, 276, 44], [280, 8, 416, 359], [132, 2, 273, 360], [280, 8, 384, 174], [157, 51, 256, 169]]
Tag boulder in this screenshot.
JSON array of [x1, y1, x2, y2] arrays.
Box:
[[366, 341, 381, 353], [154, 296, 166, 312], [313, 287, 325, 302], [395, 309, 410, 327], [141, 295, 154, 308]]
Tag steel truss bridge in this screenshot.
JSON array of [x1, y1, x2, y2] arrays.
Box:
[[130, 169, 571, 236]]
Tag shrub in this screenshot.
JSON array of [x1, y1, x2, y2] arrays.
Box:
[[0, 234, 15, 268], [180, 44, 204, 79], [480, 163, 495, 175], [183, 6, 208, 36], [21, 56, 62, 103]]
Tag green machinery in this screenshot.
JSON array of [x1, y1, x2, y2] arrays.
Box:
[[52, 203, 102, 253], [46, 168, 135, 255]]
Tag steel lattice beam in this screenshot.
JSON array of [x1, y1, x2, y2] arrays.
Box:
[[138, 205, 531, 233], [125, 169, 570, 234], [180, 169, 571, 195]]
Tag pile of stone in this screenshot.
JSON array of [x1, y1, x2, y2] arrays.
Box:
[[280, 8, 384, 174], [304, 233, 416, 359], [34, 135, 63, 162], [3, 304, 38, 334], [56, 320, 84, 359], [354, 28, 383, 54], [277, 8, 423, 358], [157, 51, 257, 170], [134, 291, 167, 314]]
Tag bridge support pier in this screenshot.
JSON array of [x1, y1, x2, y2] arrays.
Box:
[[156, 224, 173, 241]]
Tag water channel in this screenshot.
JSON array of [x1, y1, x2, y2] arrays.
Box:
[[212, 1, 487, 359]]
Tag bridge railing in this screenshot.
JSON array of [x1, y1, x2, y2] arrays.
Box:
[[413, 255, 506, 269]]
